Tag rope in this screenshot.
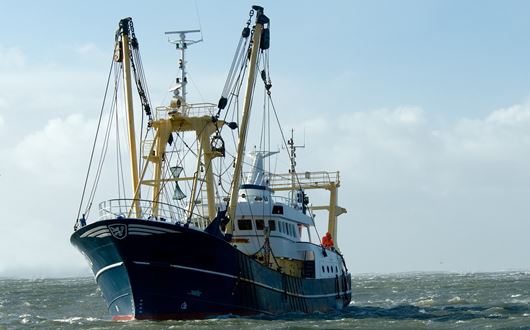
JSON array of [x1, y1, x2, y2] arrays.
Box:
[[84, 70, 120, 218], [76, 57, 116, 222], [267, 93, 304, 192]]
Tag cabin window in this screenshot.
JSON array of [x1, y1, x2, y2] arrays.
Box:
[[327, 266, 330, 273], [335, 266, 338, 273], [268, 220, 276, 231], [272, 205, 284, 214], [285, 222, 290, 236], [322, 266, 325, 272], [290, 224, 296, 237], [255, 219, 264, 230], [238, 219, 252, 230]]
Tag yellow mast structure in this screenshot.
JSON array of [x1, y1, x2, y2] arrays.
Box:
[[227, 6, 269, 234], [116, 19, 223, 222], [116, 18, 142, 217]]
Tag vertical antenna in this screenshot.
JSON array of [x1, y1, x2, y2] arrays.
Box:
[[165, 30, 203, 103], [288, 129, 305, 174], [288, 129, 305, 204]]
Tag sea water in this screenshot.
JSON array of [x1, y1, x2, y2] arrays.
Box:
[[1, 272, 530, 329]]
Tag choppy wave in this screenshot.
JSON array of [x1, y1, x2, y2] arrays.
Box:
[[1, 273, 530, 329]]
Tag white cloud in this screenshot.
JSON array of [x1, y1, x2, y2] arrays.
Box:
[[0, 46, 26, 69], [13, 114, 96, 183], [289, 104, 530, 272], [486, 104, 530, 125], [0, 113, 99, 277]]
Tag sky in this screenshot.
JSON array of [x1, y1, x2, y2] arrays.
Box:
[[2, 0, 530, 277]]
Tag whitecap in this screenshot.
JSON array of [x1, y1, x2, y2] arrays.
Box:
[[416, 299, 435, 307], [448, 296, 462, 303], [53, 316, 83, 324], [19, 314, 32, 324]]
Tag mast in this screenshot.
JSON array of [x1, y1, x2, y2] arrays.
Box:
[[287, 129, 304, 201], [118, 18, 141, 216], [227, 6, 269, 233], [165, 30, 202, 104]]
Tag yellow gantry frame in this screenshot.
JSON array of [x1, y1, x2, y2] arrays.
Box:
[[269, 172, 347, 250], [131, 114, 223, 220], [118, 19, 222, 221]]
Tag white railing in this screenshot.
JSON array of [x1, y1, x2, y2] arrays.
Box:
[[268, 171, 340, 190], [155, 102, 216, 119], [97, 199, 208, 227]]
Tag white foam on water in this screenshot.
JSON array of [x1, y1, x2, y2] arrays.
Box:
[[416, 298, 435, 307], [52, 316, 101, 324], [448, 296, 462, 303]]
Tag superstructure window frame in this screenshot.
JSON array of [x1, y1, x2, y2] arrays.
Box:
[[238, 219, 253, 230]]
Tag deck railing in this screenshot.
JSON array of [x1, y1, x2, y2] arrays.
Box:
[[155, 102, 217, 119], [97, 199, 208, 227], [267, 171, 341, 190]]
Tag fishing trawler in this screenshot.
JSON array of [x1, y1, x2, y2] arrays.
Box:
[[70, 6, 351, 320]]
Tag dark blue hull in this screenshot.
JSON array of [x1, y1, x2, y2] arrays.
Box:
[[70, 219, 351, 320]]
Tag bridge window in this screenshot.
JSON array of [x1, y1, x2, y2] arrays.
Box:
[[255, 219, 264, 230], [238, 219, 252, 230], [272, 205, 284, 214]]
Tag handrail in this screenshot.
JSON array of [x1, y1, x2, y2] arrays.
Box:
[[155, 102, 216, 119], [96, 198, 208, 227], [267, 171, 340, 190]]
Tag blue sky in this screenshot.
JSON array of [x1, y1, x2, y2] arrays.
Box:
[[2, 1, 530, 276], [4, 0, 530, 118]]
